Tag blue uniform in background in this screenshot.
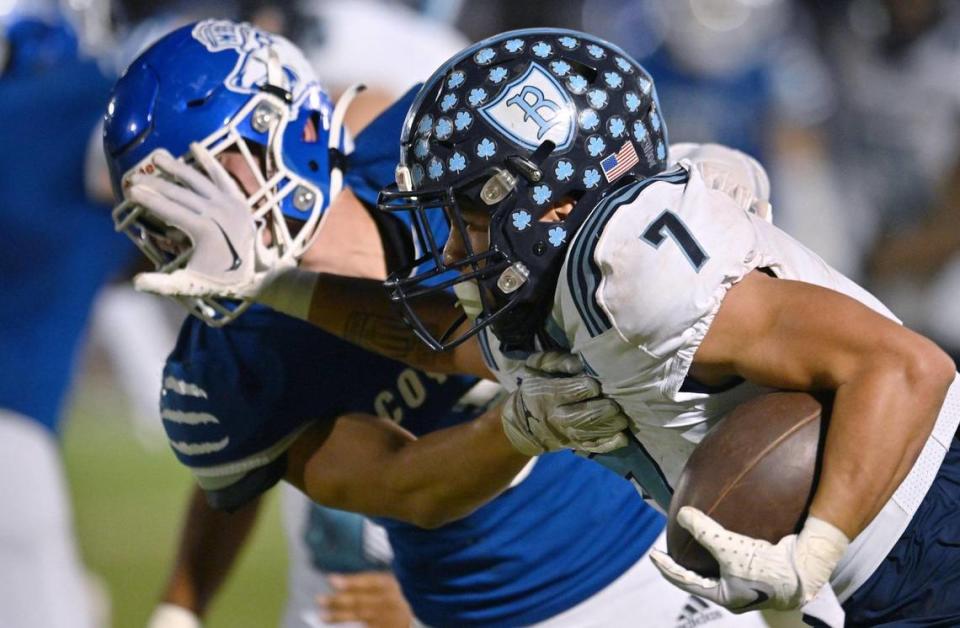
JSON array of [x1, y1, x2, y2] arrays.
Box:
[[639, 50, 773, 161], [0, 48, 134, 433], [159, 91, 665, 626], [0, 19, 135, 628]]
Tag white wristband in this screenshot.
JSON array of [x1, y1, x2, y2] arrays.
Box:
[[801, 516, 850, 562], [146, 604, 201, 628], [255, 267, 319, 321], [796, 516, 850, 602]]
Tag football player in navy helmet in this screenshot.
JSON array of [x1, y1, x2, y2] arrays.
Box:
[[110, 22, 814, 628], [379, 29, 669, 354], [382, 28, 960, 628]]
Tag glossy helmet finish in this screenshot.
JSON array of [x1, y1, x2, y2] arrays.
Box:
[[104, 19, 349, 325], [380, 28, 668, 352]]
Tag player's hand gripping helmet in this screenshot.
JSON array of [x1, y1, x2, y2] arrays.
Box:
[[104, 19, 352, 325], [379, 28, 668, 353]]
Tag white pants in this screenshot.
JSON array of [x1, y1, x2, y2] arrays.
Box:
[[411, 531, 802, 628], [527, 531, 777, 628], [0, 411, 95, 628]]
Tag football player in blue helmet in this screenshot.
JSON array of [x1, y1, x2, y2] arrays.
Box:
[[379, 28, 669, 353], [105, 19, 354, 326]]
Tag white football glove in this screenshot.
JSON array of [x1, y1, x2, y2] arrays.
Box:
[[650, 507, 848, 615], [671, 142, 773, 223], [125, 144, 289, 300], [146, 604, 201, 628], [501, 352, 630, 456]]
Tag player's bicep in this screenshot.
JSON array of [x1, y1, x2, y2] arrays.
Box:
[[692, 270, 919, 390]]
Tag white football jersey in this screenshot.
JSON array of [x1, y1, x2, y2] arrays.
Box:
[[482, 160, 960, 602]]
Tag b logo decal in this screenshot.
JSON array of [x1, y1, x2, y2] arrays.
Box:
[[479, 63, 575, 151]]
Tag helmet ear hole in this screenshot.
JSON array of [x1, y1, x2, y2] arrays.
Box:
[[564, 58, 598, 82]]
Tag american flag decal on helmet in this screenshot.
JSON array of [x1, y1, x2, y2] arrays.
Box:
[[600, 140, 639, 183]]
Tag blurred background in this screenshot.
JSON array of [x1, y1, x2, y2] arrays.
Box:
[[2, 0, 957, 626]]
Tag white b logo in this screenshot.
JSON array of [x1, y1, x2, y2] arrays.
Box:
[[479, 63, 575, 151]]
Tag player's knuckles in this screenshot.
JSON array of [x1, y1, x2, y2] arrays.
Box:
[[551, 375, 601, 401], [551, 404, 609, 431], [325, 591, 360, 610], [585, 432, 628, 453], [563, 399, 627, 426]]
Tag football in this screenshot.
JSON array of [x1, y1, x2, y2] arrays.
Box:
[[666, 391, 831, 577]]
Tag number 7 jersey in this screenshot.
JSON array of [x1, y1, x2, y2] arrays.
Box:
[[482, 158, 960, 602], [547, 163, 897, 494]]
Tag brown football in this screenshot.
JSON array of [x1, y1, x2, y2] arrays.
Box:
[[666, 391, 830, 577]]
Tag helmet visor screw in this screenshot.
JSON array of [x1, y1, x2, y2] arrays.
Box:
[[496, 262, 530, 294], [252, 103, 278, 133], [292, 186, 316, 211]]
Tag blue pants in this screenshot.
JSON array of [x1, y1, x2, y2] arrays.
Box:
[[843, 432, 960, 627]]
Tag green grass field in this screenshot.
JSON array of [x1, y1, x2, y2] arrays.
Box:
[[62, 364, 289, 628]]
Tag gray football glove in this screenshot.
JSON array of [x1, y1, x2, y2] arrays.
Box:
[[501, 352, 629, 456]]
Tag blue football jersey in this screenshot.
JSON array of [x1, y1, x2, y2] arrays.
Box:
[[0, 56, 136, 432]]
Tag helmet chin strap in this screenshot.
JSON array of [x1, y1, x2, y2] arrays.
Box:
[[328, 82, 366, 200], [299, 82, 366, 253], [265, 46, 287, 92]]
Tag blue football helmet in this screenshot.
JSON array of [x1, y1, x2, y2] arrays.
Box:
[[104, 19, 350, 325], [379, 28, 668, 352]]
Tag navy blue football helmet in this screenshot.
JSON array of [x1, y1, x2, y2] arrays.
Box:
[[104, 19, 349, 325], [379, 28, 668, 352]]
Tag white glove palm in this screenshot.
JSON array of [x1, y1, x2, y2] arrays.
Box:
[[501, 352, 629, 456], [650, 507, 848, 613], [125, 144, 289, 300]]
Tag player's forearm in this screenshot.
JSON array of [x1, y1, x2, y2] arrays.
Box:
[[161, 488, 262, 615], [258, 268, 488, 377], [809, 342, 954, 539], [307, 273, 491, 378], [294, 409, 530, 529], [383, 404, 531, 528]]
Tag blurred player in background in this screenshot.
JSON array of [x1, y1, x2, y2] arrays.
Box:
[[151, 486, 410, 628], [812, 0, 960, 356], [580, 0, 854, 276], [0, 2, 131, 627], [109, 20, 775, 628]]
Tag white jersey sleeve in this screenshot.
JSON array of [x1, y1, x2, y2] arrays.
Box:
[[551, 162, 960, 602], [560, 163, 900, 399], [553, 165, 900, 492]]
